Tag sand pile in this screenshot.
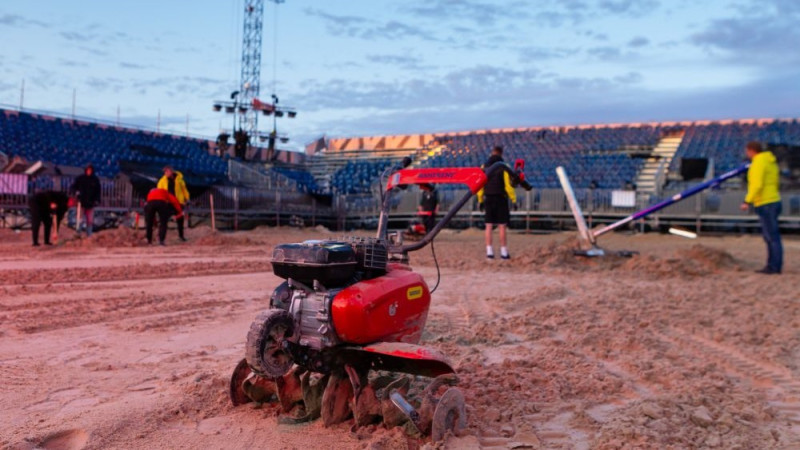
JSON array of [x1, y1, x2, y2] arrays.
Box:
[[620, 244, 740, 278], [63, 227, 145, 248], [678, 244, 739, 270]]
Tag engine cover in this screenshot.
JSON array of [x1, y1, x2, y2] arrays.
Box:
[[331, 264, 431, 345], [288, 286, 341, 350]]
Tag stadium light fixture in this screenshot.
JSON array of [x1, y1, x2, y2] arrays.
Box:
[[275, 111, 284, 118], [287, 111, 296, 118], [213, 104, 222, 112]]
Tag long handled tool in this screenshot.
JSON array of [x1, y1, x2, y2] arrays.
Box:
[[558, 163, 750, 256], [75, 202, 82, 236], [51, 213, 58, 244]]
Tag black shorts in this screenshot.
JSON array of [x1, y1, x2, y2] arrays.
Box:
[[484, 195, 509, 225]]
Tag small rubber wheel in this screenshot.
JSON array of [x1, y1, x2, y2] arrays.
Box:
[[246, 309, 296, 378], [431, 388, 467, 442], [229, 358, 252, 406]]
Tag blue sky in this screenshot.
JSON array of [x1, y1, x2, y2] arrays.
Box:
[[1, 0, 798, 151]]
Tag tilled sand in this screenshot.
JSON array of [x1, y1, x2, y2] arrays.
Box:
[[1, 226, 798, 449]]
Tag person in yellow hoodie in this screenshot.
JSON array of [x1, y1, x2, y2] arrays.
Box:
[[478, 146, 517, 259], [158, 166, 190, 241], [740, 142, 782, 274]]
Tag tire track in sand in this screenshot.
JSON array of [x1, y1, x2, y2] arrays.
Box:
[[655, 327, 800, 428]]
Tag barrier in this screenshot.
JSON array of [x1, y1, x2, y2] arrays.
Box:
[[3, 174, 799, 232]]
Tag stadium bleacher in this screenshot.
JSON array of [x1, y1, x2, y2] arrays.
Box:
[[671, 119, 800, 174], [421, 125, 660, 189], [3, 106, 798, 197], [329, 159, 395, 194], [0, 108, 227, 185]]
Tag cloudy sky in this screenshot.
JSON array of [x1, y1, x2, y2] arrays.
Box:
[[1, 0, 797, 151]]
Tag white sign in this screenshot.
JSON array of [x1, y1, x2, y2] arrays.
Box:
[[611, 190, 636, 208]]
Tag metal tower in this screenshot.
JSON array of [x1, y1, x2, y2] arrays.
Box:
[[239, 0, 266, 139]]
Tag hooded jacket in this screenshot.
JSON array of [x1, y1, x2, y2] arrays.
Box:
[[745, 151, 781, 207], [157, 171, 190, 204], [477, 154, 517, 204], [69, 170, 102, 208]]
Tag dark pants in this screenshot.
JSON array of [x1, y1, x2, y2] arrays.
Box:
[[755, 201, 783, 273], [484, 194, 510, 225], [423, 213, 436, 234], [144, 200, 174, 244], [31, 212, 54, 245]]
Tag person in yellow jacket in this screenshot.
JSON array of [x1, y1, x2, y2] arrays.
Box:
[[477, 146, 517, 259], [740, 141, 782, 274], [157, 166, 190, 241]]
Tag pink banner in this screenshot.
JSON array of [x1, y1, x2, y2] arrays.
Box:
[[0, 173, 28, 195]]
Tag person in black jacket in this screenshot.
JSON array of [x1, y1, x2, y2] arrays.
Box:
[[29, 191, 69, 246], [477, 146, 517, 259], [69, 164, 101, 237]]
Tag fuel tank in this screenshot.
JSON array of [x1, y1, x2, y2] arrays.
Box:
[[330, 263, 431, 345]]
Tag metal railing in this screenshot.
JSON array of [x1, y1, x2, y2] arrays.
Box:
[[3, 175, 799, 232]]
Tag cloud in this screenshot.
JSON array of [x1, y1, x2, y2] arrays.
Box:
[[128, 76, 228, 99], [301, 69, 797, 141], [77, 45, 109, 57], [120, 62, 147, 70], [304, 8, 439, 42], [366, 54, 428, 70], [59, 59, 89, 68], [586, 45, 641, 61], [628, 36, 649, 48], [598, 0, 660, 17], [85, 76, 125, 93], [586, 46, 622, 59], [288, 64, 654, 120], [0, 13, 49, 28], [533, 10, 585, 27], [362, 21, 438, 41], [690, 0, 800, 68], [403, 0, 530, 25], [518, 46, 581, 61], [60, 31, 98, 42]]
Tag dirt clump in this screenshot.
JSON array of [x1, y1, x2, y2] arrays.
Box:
[[63, 227, 145, 248]]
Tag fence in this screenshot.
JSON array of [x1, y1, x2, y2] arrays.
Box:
[[3, 175, 800, 232]]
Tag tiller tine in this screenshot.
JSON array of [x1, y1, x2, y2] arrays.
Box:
[[230, 358, 258, 406], [300, 371, 328, 420], [275, 365, 305, 412], [321, 370, 354, 426], [278, 370, 329, 425], [229, 358, 278, 405], [345, 365, 382, 427]]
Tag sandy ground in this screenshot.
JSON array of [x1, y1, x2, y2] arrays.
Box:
[[1, 224, 799, 449]]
